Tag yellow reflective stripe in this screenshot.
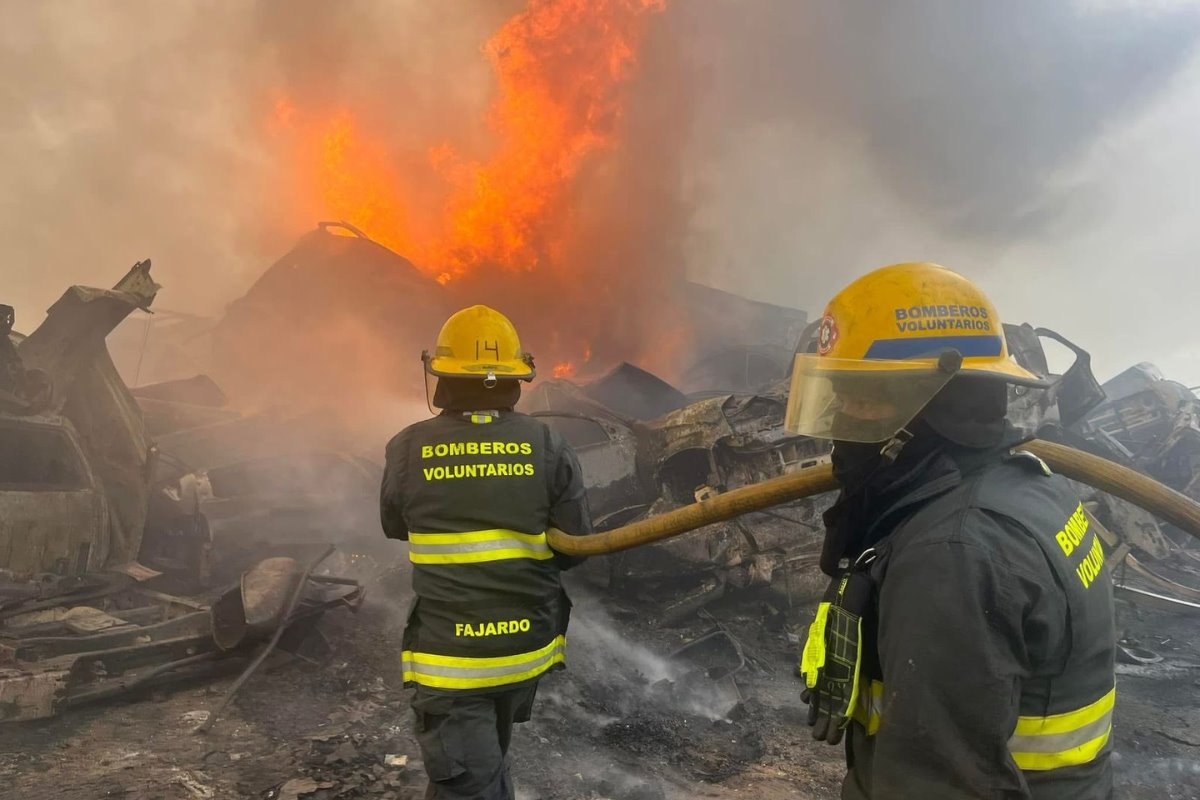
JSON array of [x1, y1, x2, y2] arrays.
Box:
[[799, 602, 830, 688], [1012, 687, 1115, 737], [402, 654, 564, 689], [1008, 687, 1115, 771], [410, 530, 548, 546], [411, 549, 554, 564], [404, 636, 565, 670], [401, 636, 566, 689], [1010, 726, 1112, 771], [848, 681, 1113, 772], [408, 529, 554, 564], [852, 679, 883, 735]]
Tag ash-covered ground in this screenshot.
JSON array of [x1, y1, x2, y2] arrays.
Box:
[[1, 544, 1199, 800]]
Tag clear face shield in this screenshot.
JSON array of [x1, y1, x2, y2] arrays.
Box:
[[784, 351, 962, 444]]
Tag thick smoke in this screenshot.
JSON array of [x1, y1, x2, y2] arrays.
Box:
[[4, 0, 1200, 394], [0, 0, 513, 322], [677, 0, 1200, 383], [682, 1, 1200, 237], [2, 0, 693, 411]]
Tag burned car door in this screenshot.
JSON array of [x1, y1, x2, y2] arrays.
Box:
[[529, 412, 651, 527], [0, 418, 108, 577]]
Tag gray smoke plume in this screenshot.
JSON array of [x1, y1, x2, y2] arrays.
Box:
[[0, 0, 513, 322], [676, 0, 1200, 382], [3, 0, 1199, 387]]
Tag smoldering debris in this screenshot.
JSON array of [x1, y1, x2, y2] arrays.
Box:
[[101, 228, 1200, 631], [509, 589, 775, 798], [549, 593, 743, 722], [8, 239, 1200, 799], [526, 318, 1200, 628], [0, 262, 363, 724], [111, 222, 812, 429]]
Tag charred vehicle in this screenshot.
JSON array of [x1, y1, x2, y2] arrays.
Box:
[[1075, 363, 1200, 498], [1, 262, 162, 580], [523, 359, 831, 621], [525, 319, 1200, 623], [0, 263, 362, 722]]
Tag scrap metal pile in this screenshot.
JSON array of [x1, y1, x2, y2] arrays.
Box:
[[6, 226, 1200, 733], [522, 314, 1200, 628], [0, 261, 363, 723]]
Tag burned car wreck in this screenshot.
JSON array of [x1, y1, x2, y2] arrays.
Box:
[[4, 227, 1200, 799], [0, 262, 362, 722], [522, 336, 832, 621], [525, 316, 1200, 629], [11, 224, 1199, 751]]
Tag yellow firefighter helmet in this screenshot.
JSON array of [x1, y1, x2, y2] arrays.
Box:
[[784, 262, 1046, 443], [423, 305, 536, 383]]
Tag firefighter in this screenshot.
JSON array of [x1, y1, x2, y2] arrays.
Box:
[[789, 264, 1115, 799], [380, 305, 592, 800]]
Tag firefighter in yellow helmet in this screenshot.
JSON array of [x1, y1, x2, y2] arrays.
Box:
[[789, 264, 1115, 799], [380, 305, 593, 800]]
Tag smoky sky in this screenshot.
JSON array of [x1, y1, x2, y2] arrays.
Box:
[[674, 0, 1200, 384], [0, 0, 514, 325], [678, 1, 1200, 238], [3, 0, 1200, 390]]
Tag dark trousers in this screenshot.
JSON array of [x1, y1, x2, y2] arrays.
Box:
[[411, 683, 539, 800]]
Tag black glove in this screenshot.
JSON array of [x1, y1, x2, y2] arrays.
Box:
[[801, 685, 851, 744], [798, 559, 874, 746]]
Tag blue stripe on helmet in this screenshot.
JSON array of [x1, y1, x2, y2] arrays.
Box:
[[863, 334, 1004, 361]]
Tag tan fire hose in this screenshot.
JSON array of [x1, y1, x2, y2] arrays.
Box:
[[546, 438, 1200, 556]]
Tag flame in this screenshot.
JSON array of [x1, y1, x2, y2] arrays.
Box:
[[551, 340, 593, 379], [272, 107, 417, 262], [271, 0, 666, 283], [431, 0, 666, 277]]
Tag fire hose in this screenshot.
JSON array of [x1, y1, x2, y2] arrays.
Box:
[[546, 439, 1200, 556]]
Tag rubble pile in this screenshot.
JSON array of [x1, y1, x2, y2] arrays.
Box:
[[266, 675, 421, 800], [0, 261, 365, 725], [4, 232, 1200, 798], [523, 317, 1200, 630]]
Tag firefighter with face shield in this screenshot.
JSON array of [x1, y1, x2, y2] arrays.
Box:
[[380, 305, 592, 800], [788, 264, 1115, 799]]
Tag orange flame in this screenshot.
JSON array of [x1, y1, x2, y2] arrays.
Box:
[[551, 339, 594, 379], [272, 0, 666, 284]]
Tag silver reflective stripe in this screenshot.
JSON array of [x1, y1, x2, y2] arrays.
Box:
[[407, 529, 554, 564], [1008, 687, 1115, 771], [1008, 708, 1113, 754], [404, 645, 564, 680], [408, 538, 551, 556], [401, 637, 567, 689]]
